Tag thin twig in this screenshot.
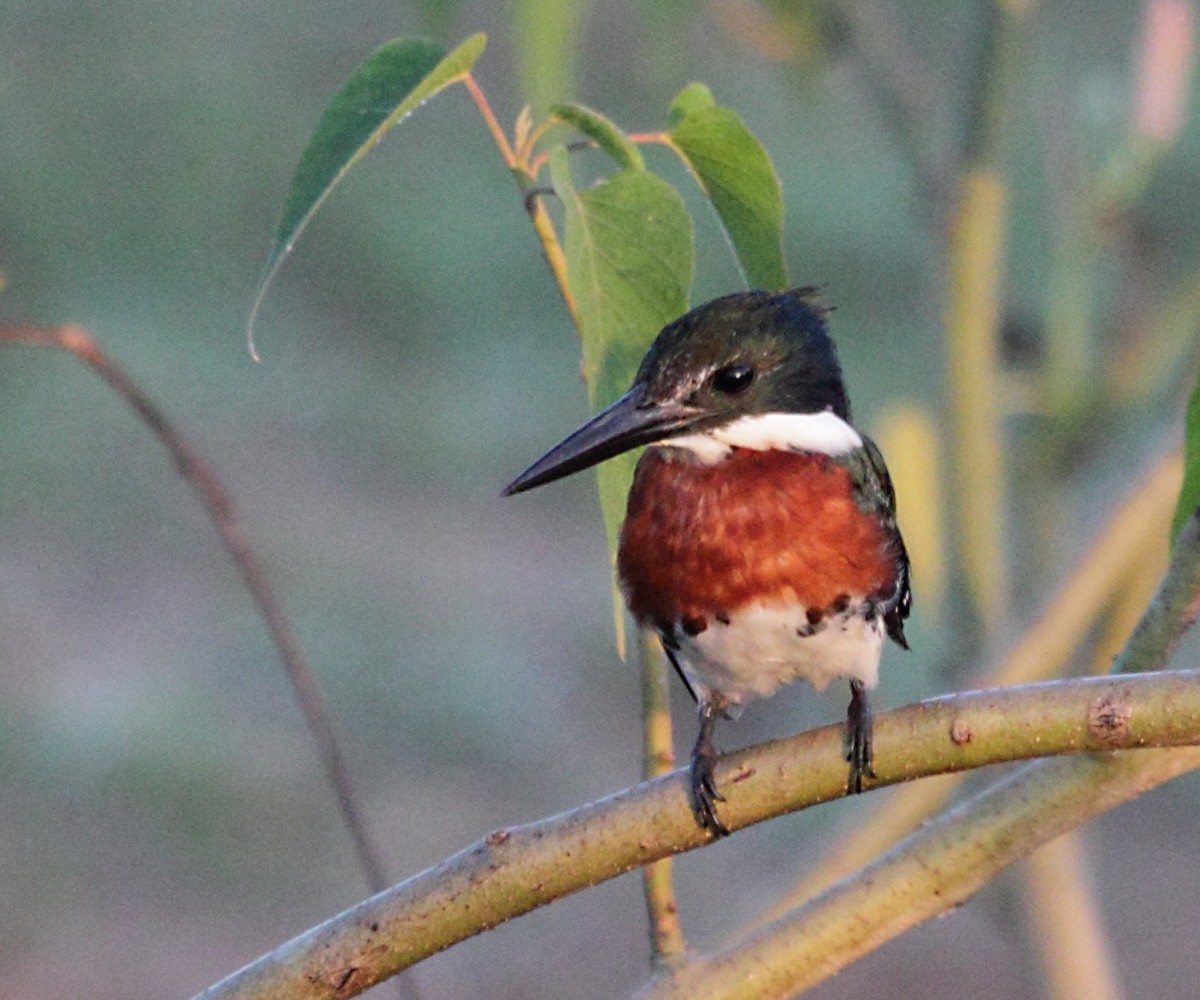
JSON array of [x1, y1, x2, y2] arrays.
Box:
[[194, 666, 1200, 1000], [462, 73, 518, 169], [1, 326, 395, 907]]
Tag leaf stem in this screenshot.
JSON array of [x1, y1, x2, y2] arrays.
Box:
[[462, 72, 518, 169], [639, 631, 687, 968], [527, 195, 582, 329], [463, 73, 581, 330], [627, 131, 671, 145]]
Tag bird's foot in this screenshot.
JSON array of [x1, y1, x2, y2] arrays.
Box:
[[690, 739, 729, 838], [846, 679, 876, 794], [690, 702, 730, 837]]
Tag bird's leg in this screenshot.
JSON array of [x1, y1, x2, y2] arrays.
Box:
[[661, 640, 699, 704], [690, 698, 730, 837], [846, 679, 875, 793]]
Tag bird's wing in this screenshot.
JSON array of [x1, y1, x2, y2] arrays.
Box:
[[845, 435, 912, 649]]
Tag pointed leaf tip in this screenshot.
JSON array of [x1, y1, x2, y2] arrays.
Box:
[[667, 82, 716, 127], [246, 33, 487, 345], [666, 85, 787, 291]]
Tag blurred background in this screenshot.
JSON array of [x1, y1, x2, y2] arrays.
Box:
[[3, 1, 1200, 997]]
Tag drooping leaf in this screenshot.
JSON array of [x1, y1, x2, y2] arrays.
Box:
[[550, 148, 694, 649], [550, 103, 645, 171], [1173, 372, 1200, 539], [248, 33, 487, 348], [666, 83, 787, 291]]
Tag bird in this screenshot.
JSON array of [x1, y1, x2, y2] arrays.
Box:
[[503, 287, 911, 836]]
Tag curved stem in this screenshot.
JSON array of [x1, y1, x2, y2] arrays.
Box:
[[194, 666, 1200, 1000], [4, 318, 416, 1000], [462, 73, 581, 332], [627, 131, 671, 145], [637, 509, 1200, 1000], [637, 748, 1200, 1000]]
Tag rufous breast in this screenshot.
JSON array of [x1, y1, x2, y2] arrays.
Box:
[[617, 446, 900, 636]]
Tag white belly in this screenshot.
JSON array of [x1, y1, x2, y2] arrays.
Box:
[[672, 601, 884, 711]]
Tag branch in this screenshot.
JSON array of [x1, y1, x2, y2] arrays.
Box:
[[0, 324, 391, 895], [944, 0, 1028, 627], [636, 748, 1200, 1000], [633, 510, 1200, 1000], [194, 666, 1200, 1000], [749, 452, 1179, 922]]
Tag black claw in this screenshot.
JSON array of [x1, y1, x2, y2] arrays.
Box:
[[846, 679, 876, 794], [690, 702, 730, 837]]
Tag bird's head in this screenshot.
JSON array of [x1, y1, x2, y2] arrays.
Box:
[[502, 288, 854, 496]]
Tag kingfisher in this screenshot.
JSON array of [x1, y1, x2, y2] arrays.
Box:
[[503, 288, 911, 836]]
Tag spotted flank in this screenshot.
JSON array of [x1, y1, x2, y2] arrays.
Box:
[[665, 599, 885, 709]]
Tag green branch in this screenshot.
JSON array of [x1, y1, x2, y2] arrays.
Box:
[[195, 666, 1200, 1000], [636, 748, 1200, 1000]]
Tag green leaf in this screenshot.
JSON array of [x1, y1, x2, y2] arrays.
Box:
[[248, 33, 487, 350], [550, 148, 694, 649], [666, 85, 787, 291], [1173, 374, 1200, 539], [667, 81, 716, 127], [550, 103, 645, 171]]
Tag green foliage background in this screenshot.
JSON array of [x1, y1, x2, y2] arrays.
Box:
[[3, 2, 1200, 998]]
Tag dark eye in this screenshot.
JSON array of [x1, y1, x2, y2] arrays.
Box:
[[712, 363, 754, 394]]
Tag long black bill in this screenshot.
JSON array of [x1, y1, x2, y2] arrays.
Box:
[[502, 385, 704, 496]]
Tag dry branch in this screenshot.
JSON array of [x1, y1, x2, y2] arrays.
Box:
[[0, 324, 391, 895]]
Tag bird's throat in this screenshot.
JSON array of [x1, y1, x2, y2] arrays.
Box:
[[663, 410, 863, 463]]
